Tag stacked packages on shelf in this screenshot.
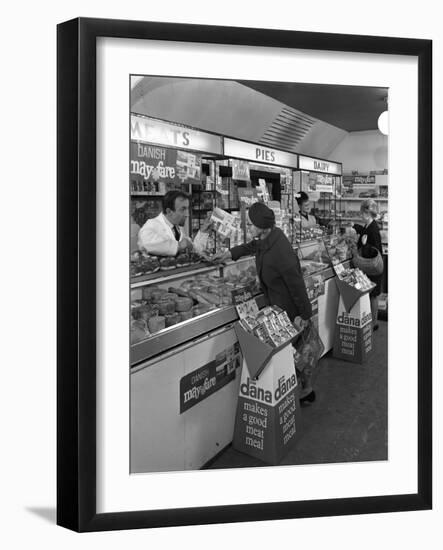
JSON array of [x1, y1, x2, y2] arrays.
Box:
[[293, 224, 325, 243], [238, 305, 299, 348]]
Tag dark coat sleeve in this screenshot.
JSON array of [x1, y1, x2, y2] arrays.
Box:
[[274, 237, 312, 320], [353, 223, 364, 235], [230, 240, 257, 261], [367, 222, 382, 254]]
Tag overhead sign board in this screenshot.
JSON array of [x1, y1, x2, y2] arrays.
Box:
[[224, 138, 298, 169], [299, 155, 342, 175], [131, 114, 222, 155]]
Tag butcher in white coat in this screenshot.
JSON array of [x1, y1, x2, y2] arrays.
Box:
[[138, 190, 209, 256]]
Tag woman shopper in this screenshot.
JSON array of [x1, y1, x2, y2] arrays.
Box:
[[214, 202, 316, 404], [353, 199, 383, 331]]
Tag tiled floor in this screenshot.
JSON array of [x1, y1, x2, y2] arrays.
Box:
[[207, 320, 388, 469]]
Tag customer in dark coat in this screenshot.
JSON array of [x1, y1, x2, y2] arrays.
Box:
[[215, 202, 312, 322], [214, 202, 314, 403], [353, 199, 384, 330]]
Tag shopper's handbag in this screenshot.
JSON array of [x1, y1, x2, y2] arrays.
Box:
[[352, 244, 384, 276]]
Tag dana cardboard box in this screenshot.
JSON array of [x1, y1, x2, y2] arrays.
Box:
[[232, 345, 302, 465], [333, 292, 373, 363]]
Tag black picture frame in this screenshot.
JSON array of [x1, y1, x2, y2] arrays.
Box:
[[57, 17, 432, 532]]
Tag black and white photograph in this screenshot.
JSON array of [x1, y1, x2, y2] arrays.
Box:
[[129, 76, 389, 473], [0, 0, 439, 544], [54, 16, 432, 534]]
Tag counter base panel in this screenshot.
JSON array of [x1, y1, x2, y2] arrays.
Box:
[[318, 276, 340, 356], [131, 326, 240, 473]]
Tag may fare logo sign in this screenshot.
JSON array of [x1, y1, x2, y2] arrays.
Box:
[[179, 344, 241, 414], [233, 345, 301, 465]]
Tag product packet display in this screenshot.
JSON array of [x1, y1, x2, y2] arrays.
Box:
[[265, 318, 288, 347], [338, 266, 374, 291], [239, 304, 298, 347], [261, 322, 282, 347], [210, 207, 240, 239], [239, 319, 252, 334], [242, 316, 259, 332], [278, 313, 298, 337], [253, 324, 274, 347], [235, 298, 260, 320], [266, 313, 281, 333]]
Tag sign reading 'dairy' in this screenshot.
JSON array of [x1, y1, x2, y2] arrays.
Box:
[[333, 293, 373, 363], [299, 155, 342, 175], [233, 345, 301, 465], [131, 114, 222, 154], [224, 138, 298, 169]]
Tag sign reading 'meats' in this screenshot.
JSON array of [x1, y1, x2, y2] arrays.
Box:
[[131, 114, 223, 154]]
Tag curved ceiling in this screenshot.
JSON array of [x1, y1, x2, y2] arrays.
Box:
[[131, 77, 384, 159], [239, 80, 387, 132]]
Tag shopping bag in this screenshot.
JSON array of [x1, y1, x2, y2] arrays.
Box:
[[352, 244, 384, 276], [293, 320, 324, 377]]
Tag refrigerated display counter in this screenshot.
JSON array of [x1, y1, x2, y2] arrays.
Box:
[[130, 241, 351, 473]]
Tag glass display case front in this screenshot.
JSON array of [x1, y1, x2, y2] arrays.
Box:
[[131, 256, 258, 346], [130, 146, 352, 366], [295, 235, 352, 277]]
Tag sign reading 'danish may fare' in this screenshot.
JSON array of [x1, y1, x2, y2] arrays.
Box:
[[179, 343, 241, 414], [131, 114, 223, 155], [224, 138, 298, 169], [299, 155, 342, 175], [130, 142, 202, 187]]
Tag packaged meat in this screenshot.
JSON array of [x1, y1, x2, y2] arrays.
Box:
[[157, 300, 175, 316], [180, 280, 194, 291], [159, 257, 176, 270], [165, 313, 181, 327], [174, 297, 194, 312], [179, 310, 193, 322], [151, 289, 167, 303], [142, 286, 160, 301], [148, 315, 166, 333], [193, 290, 221, 306], [168, 286, 192, 299], [131, 319, 149, 344]]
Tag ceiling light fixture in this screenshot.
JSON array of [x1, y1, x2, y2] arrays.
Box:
[[378, 97, 389, 135]]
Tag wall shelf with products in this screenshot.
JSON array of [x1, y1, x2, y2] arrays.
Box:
[[131, 193, 165, 197], [339, 197, 388, 201]]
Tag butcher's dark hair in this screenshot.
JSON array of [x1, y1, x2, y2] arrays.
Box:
[[162, 190, 191, 213]]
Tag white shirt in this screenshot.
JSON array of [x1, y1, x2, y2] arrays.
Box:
[[300, 213, 317, 228], [137, 212, 209, 256], [137, 212, 184, 256]]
